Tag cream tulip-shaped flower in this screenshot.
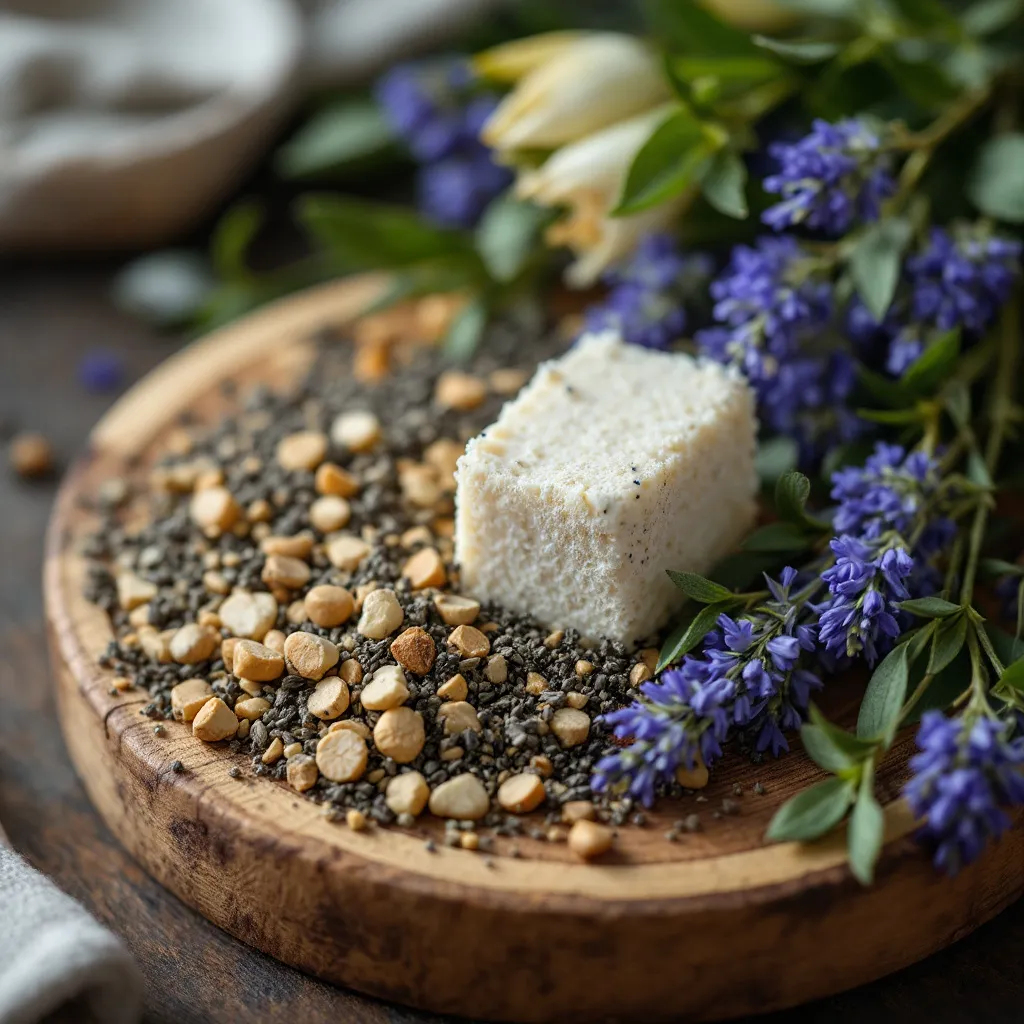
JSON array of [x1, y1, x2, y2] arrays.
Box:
[[473, 31, 591, 83], [516, 106, 685, 287], [481, 33, 671, 152]]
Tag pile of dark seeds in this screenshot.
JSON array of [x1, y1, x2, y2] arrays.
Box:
[[81, 317, 694, 844]]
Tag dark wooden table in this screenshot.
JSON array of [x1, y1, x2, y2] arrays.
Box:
[[2, 259, 1022, 1024]]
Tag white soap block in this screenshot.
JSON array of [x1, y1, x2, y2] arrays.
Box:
[[453, 332, 758, 644]]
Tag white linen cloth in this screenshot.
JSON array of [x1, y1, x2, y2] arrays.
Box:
[[0, 836, 144, 1024], [0, 0, 505, 249]]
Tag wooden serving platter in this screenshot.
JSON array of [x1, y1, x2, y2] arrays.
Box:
[[45, 278, 1024, 1022]]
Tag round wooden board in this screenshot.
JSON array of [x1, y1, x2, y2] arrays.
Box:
[[45, 277, 1024, 1023]]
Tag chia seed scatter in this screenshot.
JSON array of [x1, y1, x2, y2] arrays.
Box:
[[80, 317, 690, 850]]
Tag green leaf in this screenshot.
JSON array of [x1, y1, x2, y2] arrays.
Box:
[[275, 99, 397, 179], [443, 298, 488, 362], [927, 614, 968, 675], [979, 558, 1024, 579], [880, 48, 960, 109], [809, 705, 880, 758], [888, 0, 964, 34], [968, 134, 1024, 223], [755, 436, 799, 483], [848, 769, 885, 885], [297, 195, 478, 270], [699, 149, 748, 219], [856, 364, 916, 408], [988, 626, 1024, 669], [902, 328, 962, 392], [857, 642, 910, 745], [898, 597, 962, 618], [773, 470, 822, 529], [999, 655, 1024, 693], [766, 777, 855, 843], [962, 0, 1024, 35], [742, 521, 810, 552], [665, 571, 736, 604], [709, 551, 783, 592], [753, 36, 841, 63], [849, 218, 912, 322], [775, 0, 859, 14], [211, 202, 263, 281], [968, 450, 993, 488], [856, 407, 926, 425], [800, 724, 856, 774], [475, 194, 549, 283], [658, 600, 733, 671], [614, 110, 720, 216], [644, 0, 763, 55]]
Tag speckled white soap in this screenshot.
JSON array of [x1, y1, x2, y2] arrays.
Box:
[[453, 332, 759, 644]]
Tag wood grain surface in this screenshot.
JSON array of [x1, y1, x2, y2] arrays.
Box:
[[33, 272, 1024, 1022], [0, 260, 1019, 1024]]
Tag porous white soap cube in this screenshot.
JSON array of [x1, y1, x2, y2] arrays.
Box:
[[453, 332, 758, 644]]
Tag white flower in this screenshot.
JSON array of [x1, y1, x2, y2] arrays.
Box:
[[480, 33, 670, 152], [516, 107, 686, 286]]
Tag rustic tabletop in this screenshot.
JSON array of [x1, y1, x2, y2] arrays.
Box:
[[2, 258, 1023, 1024]]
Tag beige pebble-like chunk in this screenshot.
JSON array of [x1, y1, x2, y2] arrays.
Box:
[[551, 707, 591, 748], [437, 673, 468, 702], [329, 719, 371, 739], [339, 658, 364, 685], [373, 707, 425, 763], [561, 800, 596, 824], [428, 773, 489, 820], [438, 701, 481, 736], [276, 430, 328, 472], [307, 676, 351, 720], [234, 697, 271, 721], [283, 742, 303, 759], [423, 438, 463, 487], [346, 809, 368, 831], [139, 627, 174, 663], [526, 672, 547, 695], [565, 691, 589, 710], [238, 678, 264, 697], [497, 773, 546, 813], [170, 678, 213, 722], [190, 486, 241, 533], [675, 756, 709, 789], [219, 591, 278, 639], [231, 640, 284, 682], [315, 462, 360, 498], [169, 623, 219, 664], [448, 624, 490, 658], [484, 655, 508, 684], [390, 627, 436, 675], [435, 370, 487, 411], [316, 728, 368, 782], [402, 547, 447, 590], [568, 819, 613, 860], [261, 533, 315, 559], [304, 585, 354, 628], [331, 411, 381, 452], [358, 589, 404, 639], [399, 464, 441, 508], [630, 662, 653, 686], [284, 631, 340, 680], [575, 660, 595, 677], [286, 754, 319, 792], [489, 367, 529, 395], [261, 737, 284, 764], [385, 771, 430, 817], [326, 535, 371, 572], [263, 629, 286, 655], [360, 665, 409, 711], [116, 573, 157, 611], [192, 697, 238, 742], [262, 554, 311, 590], [433, 593, 480, 626], [310, 495, 351, 533]]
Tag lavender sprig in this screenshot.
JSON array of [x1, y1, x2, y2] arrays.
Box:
[[593, 569, 821, 806]]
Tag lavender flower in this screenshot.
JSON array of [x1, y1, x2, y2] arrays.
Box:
[[375, 59, 510, 227], [819, 443, 955, 665], [592, 569, 821, 805], [696, 236, 860, 460], [817, 536, 913, 665], [830, 442, 952, 551], [585, 235, 713, 349], [905, 711, 1024, 874], [763, 119, 895, 236], [907, 225, 1021, 334]]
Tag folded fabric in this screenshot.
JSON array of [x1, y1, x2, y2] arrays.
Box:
[[0, 843, 143, 1024], [0, 0, 505, 250]]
